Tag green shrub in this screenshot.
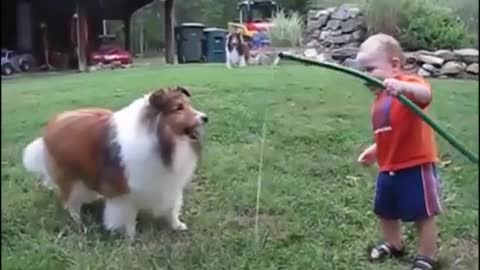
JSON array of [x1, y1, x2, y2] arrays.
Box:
[[437, 0, 479, 33], [363, 0, 476, 50], [398, 2, 474, 50], [305, 0, 476, 50], [363, 0, 408, 38], [267, 10, 304, 47]]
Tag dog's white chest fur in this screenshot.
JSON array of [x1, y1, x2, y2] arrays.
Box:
[[227, 48, 241, 64], [114, 101, 197, 210], [103, 98, 198, 236], [226, 47, 246, 68], [122, 136, 197, 212]]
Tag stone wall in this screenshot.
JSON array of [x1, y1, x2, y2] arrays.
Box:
[[297, 47, 479, 79], [405, 49, 479, 79], [301, 5, 479, 79], [305, 4, 366, 49]]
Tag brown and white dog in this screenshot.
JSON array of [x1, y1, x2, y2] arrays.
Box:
[[22, 87, 208, 239], [225, 31, 250, 69]]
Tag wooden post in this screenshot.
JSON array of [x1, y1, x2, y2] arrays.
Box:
[[102, 19, 108, 35], [139, 17, 144, 57], [75, 0, 87, 72], [124, 16, 131, 51], [164, 0, 175, 64], [39, 21, 53, 70]]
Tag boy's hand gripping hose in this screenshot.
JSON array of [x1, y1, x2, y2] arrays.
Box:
[[278, 52, 479, 164]]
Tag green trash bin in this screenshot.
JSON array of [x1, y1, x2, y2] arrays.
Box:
[[203, 28, 228, 63], [175, 23, 205, 63]]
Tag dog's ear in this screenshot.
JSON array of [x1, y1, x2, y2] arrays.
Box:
[[149, 89, 168, 109], [175, 86, 191, 97]]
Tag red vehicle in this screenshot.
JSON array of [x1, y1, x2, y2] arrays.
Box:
[[89, 35, 132, 65], [229, 0, 278, 39]]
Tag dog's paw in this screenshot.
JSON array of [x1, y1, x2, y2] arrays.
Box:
[[68, 210, 82, 224], [125, 224, 137, 241], [172, 221, 188, 231]]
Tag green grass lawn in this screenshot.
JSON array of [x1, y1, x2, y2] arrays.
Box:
[[2, 63, 478, 270]]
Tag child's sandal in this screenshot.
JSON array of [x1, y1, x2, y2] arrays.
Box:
[[411, 255, 437, 270], [368, 241, 405, 261]]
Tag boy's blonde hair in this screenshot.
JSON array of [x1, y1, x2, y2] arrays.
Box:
[[360, 33, 406, 67]]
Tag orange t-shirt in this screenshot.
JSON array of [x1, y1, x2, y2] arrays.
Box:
[[371, 74, 439, 172]]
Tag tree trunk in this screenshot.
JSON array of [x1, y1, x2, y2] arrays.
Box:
[[76, 0, 87, 72], [164, 0, 175, 64], [124, 16, 131, 52], [139, 19, 144, 57]]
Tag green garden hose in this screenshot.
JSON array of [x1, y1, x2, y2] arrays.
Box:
[[278, 52, 479, 164]]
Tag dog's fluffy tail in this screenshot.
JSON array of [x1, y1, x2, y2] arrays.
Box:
[[22, 137, 55, 189]]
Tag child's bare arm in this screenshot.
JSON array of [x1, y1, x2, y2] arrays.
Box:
[[358, 143, 377, 166], [399, 81, 431, 104], [383, 79, 431, 105], [365, 143, 377, 154]]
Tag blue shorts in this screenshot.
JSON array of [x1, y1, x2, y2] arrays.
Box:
[[374, 163, 443, 222]]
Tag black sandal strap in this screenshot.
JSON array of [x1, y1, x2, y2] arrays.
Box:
[[369, 241, 405, 261], [411, 255, 436, 270]]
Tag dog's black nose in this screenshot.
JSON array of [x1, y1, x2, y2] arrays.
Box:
[[201, 115, 208, 123]]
